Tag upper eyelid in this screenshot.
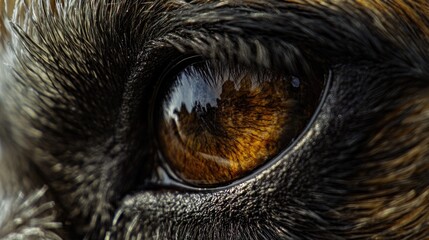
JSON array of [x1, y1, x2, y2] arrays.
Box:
[[156, 2, 418, 64], [160, 31, 308, 72]]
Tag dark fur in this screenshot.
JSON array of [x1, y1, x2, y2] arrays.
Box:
[[0, 0, 428, 239]]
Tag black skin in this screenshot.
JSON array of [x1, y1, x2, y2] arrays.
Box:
[[0, 1, 428, 239]]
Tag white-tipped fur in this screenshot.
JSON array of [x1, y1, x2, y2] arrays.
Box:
[[0, 2, 64, 239]]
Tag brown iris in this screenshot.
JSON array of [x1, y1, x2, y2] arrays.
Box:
[[158, 61, 322, 186]]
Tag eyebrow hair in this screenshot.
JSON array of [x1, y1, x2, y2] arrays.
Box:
[[5, 0, 427, 74], [146, 1, 427, 79]]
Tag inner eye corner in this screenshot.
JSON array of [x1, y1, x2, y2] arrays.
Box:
[[148, 58, 330, 189]]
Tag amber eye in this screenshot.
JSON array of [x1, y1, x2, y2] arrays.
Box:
[[157, 61, 324, 186]]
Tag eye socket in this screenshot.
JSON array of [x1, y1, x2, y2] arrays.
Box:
[[156, 60, 324, 186]]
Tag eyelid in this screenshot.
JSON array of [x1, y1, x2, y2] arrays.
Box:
[[169, 2, 386, 59], [162, 30, 311, 75], [147, 56, 332, 191]]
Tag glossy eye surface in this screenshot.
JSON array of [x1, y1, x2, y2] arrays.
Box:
[[157, 61, 324, 186]]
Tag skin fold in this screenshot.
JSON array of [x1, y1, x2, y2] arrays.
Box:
[[0, 0, 428, 239]]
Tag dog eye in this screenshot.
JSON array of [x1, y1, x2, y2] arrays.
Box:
[[156, 60, 325, 186]]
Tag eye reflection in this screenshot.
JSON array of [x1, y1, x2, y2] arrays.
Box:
[[158, 61, 322, 186]]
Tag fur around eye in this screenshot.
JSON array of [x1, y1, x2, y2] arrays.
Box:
[[1, 1, 429, 239]]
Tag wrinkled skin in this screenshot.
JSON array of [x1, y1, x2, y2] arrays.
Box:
[[0, 1, 428, 239]]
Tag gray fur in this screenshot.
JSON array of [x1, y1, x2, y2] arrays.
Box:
[[0, 0, 428, 239]]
